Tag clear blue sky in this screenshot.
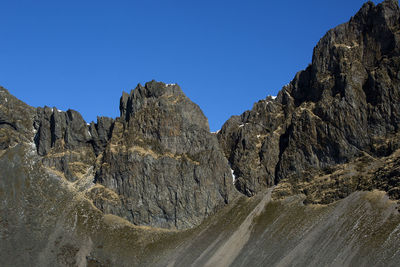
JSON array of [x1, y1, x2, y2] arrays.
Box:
[[0, 0, 380, 131]]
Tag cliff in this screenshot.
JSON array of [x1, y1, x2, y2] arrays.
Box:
[[0, 0, 399, 266], [218, 0, 400, 203]]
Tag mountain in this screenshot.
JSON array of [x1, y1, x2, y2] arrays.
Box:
[[0, 0, 399, 266], [218, 0, 400, 201], [2, 81, 237, 230]]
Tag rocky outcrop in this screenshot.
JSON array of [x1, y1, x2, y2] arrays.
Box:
[[217, 97, 285, 196], [0, 87, 35, 150], [33, 107, 98, 182], [1, 142, 399, 266], [218, 0, 400, 198], [92, 81, 236, 229], [1, 1, 400, 265], [0, 81, 236, 230]]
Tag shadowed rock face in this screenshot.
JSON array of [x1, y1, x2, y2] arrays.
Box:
[[0, 81, 236, 230], [33, 106, 98, 182], [218, 0, 400, 197], [93, 81, 236, 229], [0, 143, 399, 266], [1, 1, 400, 266], [0, 87, 35, 149]]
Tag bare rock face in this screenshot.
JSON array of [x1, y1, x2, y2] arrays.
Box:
[[0, 87, 35, 150], [1, 81, 236, 230], [33, 107, 99, 182], [1, 1, 400, 266], [218, 0, 400, 198], [93, 81, 236, 229], [217, 97, 285, 196]]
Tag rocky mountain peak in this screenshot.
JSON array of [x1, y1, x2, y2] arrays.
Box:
[[1, 1, 400, 266], [95, 80, 235, 229], [1, 78, 236, 230], [136, 80, 183, 99], [311, 0, 399, 74], [119, 81, 204, 126], [218, 0, 400, 198]]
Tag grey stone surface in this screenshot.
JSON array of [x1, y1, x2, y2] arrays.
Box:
[[0, 1, 400, 266], [0, 87, 35, 149], [218, 0, 400, 197], [1, 81, 236, 230], [93, 81, 237, 229], [0, 144, 399, 266]]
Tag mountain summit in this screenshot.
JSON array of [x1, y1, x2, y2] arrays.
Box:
[[0, 1, 399, 266], [218, 0, 400, 200]]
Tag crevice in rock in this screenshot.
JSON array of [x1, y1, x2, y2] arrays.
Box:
[[274, 124, 293, 185], [0, 121, 18, 131]]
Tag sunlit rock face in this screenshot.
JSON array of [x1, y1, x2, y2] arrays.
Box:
[[93, 81, 237, 229], [218, 0, 400, 198], [0, 1, 400, 266], [0, 80, 236, 230]]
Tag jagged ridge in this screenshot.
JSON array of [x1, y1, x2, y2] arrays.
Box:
[[0, 1, 400, 265], [0, 81, 237, 230], [218, 0, 400, 201]]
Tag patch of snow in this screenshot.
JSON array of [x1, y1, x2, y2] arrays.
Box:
[[31, 127, 38, 147], [338, 44, 353, 49], [239, 124, 244, 128], [257, 134, 261, 138], [211, 129, 220, 134], [230, 168, 236, 184], [27, 127, 38, 156], [4, 97, 7, 102], [53, 107, 63, 113], [271, 96, 277, 99], [87, 130, 92, 137], [166, 83, 176, 86], [27, 141, 37, 156], [86, 123, 90, 126], [334, 43, 356, 50]]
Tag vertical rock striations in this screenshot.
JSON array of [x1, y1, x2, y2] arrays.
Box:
[[1, 0, 399, 231], [33, 107, 98, 182], [92, 81, 236, 229], [218, 0, 400, 197], [1, 81, 236, 230]]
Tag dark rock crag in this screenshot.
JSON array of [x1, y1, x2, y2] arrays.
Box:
[[0, 1, 400, 266], [92, 82, 236, 229], [218, 0, 400, 200], [0, 81, 236, 230], [34, 107, 98, 182]]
